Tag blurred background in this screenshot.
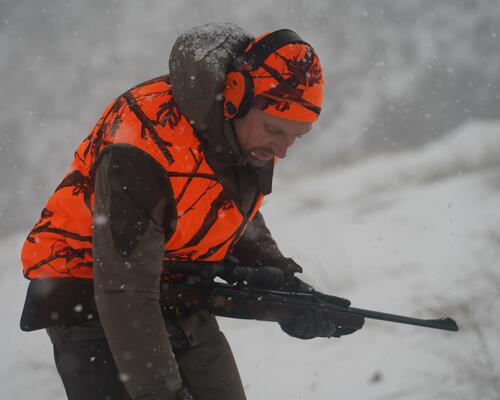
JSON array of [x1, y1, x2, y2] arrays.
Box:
[[1, 1, 499, 399]]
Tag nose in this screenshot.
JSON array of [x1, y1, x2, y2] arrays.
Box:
[[272, 135, 295, 159]]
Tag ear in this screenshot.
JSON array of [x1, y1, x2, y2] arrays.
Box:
[[223, 71, 254, 119]]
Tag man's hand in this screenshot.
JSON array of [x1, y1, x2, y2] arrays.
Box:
[[280, 308, 338, 339], [279, 267, 360, 339], [282, 275, 352, 308]]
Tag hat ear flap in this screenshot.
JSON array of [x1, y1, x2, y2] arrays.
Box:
[[223, 71, 254, 119]]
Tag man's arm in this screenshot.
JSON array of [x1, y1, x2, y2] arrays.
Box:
[[230, 212, 302, 275], [93, 146, 187, 400]]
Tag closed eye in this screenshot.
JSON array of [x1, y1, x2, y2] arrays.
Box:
[[264, 124, 283, 136]]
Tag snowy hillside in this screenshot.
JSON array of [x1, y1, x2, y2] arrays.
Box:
[[2, 119, 499, 399]]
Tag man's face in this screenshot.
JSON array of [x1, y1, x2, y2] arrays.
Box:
[[233, 106, 313, 167]]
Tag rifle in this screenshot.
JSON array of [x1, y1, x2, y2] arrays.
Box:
[[160, 262, 459, 333]]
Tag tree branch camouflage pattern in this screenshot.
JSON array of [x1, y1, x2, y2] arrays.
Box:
[[21, 76, 264, 280]]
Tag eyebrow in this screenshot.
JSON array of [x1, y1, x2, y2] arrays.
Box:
[[265, 123, 299, 136], [265, 123, 311, 138]]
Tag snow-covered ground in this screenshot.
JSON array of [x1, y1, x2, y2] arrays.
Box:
[[1, 119, 500, 399]]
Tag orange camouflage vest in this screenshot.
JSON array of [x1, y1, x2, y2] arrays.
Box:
[[21, 76, 264, 280]]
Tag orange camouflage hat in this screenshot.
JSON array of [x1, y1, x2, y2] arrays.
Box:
[[224, 29, 324, 123]]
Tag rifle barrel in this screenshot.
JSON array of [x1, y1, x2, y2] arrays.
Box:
[[347, 306, 459, 331], [211, 284, 459, 332]]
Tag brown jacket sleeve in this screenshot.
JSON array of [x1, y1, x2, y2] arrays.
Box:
[[230, 212, 302, 276], [93, 146, 183, 400]]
